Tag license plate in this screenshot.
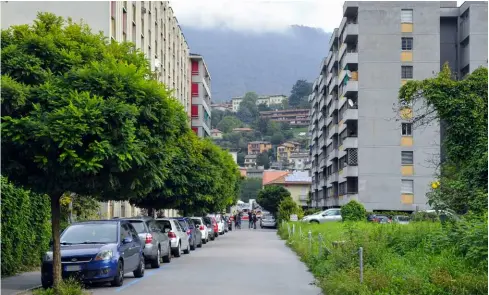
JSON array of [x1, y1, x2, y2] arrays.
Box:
[[65, 265, 82, 272]]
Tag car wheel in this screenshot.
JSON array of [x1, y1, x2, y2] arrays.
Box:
[[197, 238, 203, 248], [310, 220, 320, 224], [210, 234, 215, 241], [150, 248, 161, 268], [183, 242, 190, 254], [162, 244, 171, 263], [133, 256, 145, 278], [202, 237, 207, 244], [174, 243, 181, 258], [111, 260, 124, 287], [190, 238, 196, 250]]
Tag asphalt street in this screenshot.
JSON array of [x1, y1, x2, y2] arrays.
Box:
[[90, 227, 322, 295]]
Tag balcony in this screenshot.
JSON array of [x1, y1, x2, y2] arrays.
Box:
[[342, 51, 358, 69], [327, 54, 338, 73], [343, 108, 358, 122], [319, 157, 326, 169], [328, 148, 339, 160], [343, 137, 358, 149], [342, 23, 358, 44], [338, 194, 359, 206], [328, 100, 338, 117], [330, 172, 339, 183], [328, 77, 338, 95], [328, 124, 339, 139], [318, 74, 324, 92], [343, 80, 358, 97], [344, 165, 358, 177]]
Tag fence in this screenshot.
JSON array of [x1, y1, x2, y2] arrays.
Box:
[[283, 221, 364, 284]]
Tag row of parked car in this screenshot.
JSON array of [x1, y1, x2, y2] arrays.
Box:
[[41, 214, 231, 288]]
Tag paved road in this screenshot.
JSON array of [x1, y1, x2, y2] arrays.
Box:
[[1, 271, 41, 295], [91, 227, 322, 295]]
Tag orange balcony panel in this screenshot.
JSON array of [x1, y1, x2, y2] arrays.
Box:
[[401, 51, 413, 62], [401, 23, 413, 33], [401, 165, 414, 176], [401, 194, 414, 204], [401, 136, 413, 146]]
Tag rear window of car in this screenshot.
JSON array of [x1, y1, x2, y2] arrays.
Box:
[[156, 220, 172, 232], [128, 221, 146, 233], [191, 218, 202, 225], [178, 220, 187, 229]]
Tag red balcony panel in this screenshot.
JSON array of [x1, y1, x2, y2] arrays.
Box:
[[191, 83, 199, 97], [191, 61, 199, 75], [191, 105, 199, 117], [192, 127, 198, 134]]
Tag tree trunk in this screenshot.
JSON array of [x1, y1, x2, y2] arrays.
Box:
[[51, 195, 62, 287]]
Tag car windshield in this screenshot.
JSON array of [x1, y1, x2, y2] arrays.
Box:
[[128, 221, 146, 233], [61, 223, 117, 244]]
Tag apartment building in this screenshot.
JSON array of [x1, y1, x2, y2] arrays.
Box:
[[190, 53, 211, 137], [309, 1, 487, 212], [244, 155, 258, 168], [248, 141, 273, 155], [1, 1, 192, 218], [232, 95, 287, 112], [277, 142, 300, 162], [259, 109, 310, 126]]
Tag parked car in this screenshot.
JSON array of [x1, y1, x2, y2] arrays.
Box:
[[208, 214, 225, 235], [367, 215, 390, 223], [120, 217, 171, 268], [190, 217, 209, 244], [172, 217, 202, 250], [203, 216, 217, 240], [41, 220, 145, 288], [223, 216, 232, 231], [392, 215, 410, 224], [155, 218, 191, 257], [226, 216, 233, 231], [302, 208, 342, 223], [260, 214, 277, 229]]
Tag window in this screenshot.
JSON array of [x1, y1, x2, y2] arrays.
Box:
[[401, 151, 413, 165], [401, 9, 413, 23], [191, 83, 199, 96], [401, 179, 414, 194], [401, 66, 413, 79], [401, 37, 413, 50], [401, 123, 412, 136]]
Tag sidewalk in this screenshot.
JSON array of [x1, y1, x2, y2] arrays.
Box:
[[1, 271, 41, 295]]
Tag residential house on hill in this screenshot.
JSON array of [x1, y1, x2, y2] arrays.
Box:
[[244, 154, 258, 168], [264, 171, 311, 208], [248, 141, 272, 155]]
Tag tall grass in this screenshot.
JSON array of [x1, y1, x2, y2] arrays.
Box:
[[278, 218, 487, 295]]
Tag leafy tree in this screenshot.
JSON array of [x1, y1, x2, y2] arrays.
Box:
[[237, 92, 259, 124], [258, 103, 271, 111], [277, 196, 304, 222], [217, 115, 242, 133], [266, 121, 281, 136], [243, 91, 259, 101], [283, 130, 294, 140], [257, 185, 291, 215], [280, 122, 291, 131], [211, 109, 224, 128], [256, 117, 270, 134], [289, 79, 312, 108], [399, 65, 487, 214], [256, 152, 270, 169], [239, 178, 263, 202], [271, 132, 285, 145], [340, 200, 366, 221], [237, 152, 246, 166], [1, 14, 188, 286]]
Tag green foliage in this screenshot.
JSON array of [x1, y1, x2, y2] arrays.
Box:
[[340, 200, 366, 221], [256, 152, 270, 169], [257, 185, 291, 215], [277, 196, 304, 222], [279, 219, 488, 295], [216, 116, 241, 133], [33, 278, 88, 295], [1, 176, 51, 276], [288, 79, 312, 108], [237, 92, 259, 124], [398, 65, 487, 214], [304, 208, 321, 216], [239, 178, 262, 202]]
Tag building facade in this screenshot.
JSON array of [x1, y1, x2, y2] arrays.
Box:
[[289, 152, 310, 171], [190, 53, 211, 137], [259, 109, 310, 126], [244, 155, 258, 168], [232, 95, 287, 112], [264, 171, 311, 208], [309, 1, 487, 212], [247, 141, 272, 155], [1, 1, 192, 218]]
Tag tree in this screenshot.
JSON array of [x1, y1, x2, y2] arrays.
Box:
[[289, 79, 312, 108], [239, 178, 262, 202], [237, 92, 259, 124], [257, 185, 291, 215], [1, 14, 188, 286], [271, 132, 285, 145], [256, 152, 270, 169], [340, 200, 366, 221], [217, 116, 241, 133], [237, 152, 246, 166], [266, 121, 281, 136], [277, 196, 304, 222], [243, 91, 259, 101], [398, 65, 487, 214]]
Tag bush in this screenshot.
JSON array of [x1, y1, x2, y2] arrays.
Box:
[[33, 278, 88, 295], [1, 177, 51, 277], [340, 200, 366, 221], [277, 196, 304, 223], [304, 208, 320, 216]]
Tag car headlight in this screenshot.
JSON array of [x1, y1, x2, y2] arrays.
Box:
[[43, 251, 53, 262], [95, 250, 113, 261]]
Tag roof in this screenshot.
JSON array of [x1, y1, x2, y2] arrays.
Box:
[[265, 171, 312, 185], [249, 141, 271, 144], [233, 128, 253, 131], [262, 170, 290, 186]]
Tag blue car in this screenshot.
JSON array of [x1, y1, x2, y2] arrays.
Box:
[[171, 217, 202, 250], [41, 220, 145, 288]]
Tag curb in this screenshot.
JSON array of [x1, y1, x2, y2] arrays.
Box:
[[11, 285, 42, 295]]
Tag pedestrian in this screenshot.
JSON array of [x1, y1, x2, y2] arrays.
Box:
[[252, 212, 257, 229], [248, 211, 253, 229]]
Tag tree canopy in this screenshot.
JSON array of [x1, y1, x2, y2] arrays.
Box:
[[398, 64, 488, 214], [257, 185, 291, 215], [288, 79, 312, 108]]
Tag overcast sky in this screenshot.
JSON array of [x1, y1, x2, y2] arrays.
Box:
[[170, 0, 345, 33]]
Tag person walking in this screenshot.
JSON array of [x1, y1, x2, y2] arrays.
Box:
[[252, 212, 258, 230], [248, 211, 253, 229]]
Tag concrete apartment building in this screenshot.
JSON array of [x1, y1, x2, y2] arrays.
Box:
[[1, 1, 194, 218], [232, 95, 287, 112], [260, 109, 310, 126], [190, 53, 212, 137], [309, 1, 487, 212]]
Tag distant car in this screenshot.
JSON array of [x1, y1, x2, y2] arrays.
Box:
[[203, 217, 216, 241], [41, 220, 145, 288], [392, 215, 410, 224], [260, 214, 277, 229], [302, 209, 342, 223], [208, 214, 225, 235], [190, 217, 209, 244], [156, 218, 191, 257], [120, 217, 171, 268], [172, 217, 202, 250]]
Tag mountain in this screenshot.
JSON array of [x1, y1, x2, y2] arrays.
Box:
[[182, 25, 331, 102]]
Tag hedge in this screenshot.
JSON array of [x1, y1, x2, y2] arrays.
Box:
[[1, 176, 51, 277]]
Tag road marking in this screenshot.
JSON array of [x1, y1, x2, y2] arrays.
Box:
[[115, 267, 164, 293]]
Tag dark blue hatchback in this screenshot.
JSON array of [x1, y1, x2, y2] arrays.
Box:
[[41, 220, 145, 288]]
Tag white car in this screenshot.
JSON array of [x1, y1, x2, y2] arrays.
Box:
[[190, 217, 209, 244], [302, 208, 342, 223], [155, 218, 191, 257], [208, 214, 226, 235]]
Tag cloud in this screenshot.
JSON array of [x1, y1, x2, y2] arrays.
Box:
[[170, 0, 344, 33]]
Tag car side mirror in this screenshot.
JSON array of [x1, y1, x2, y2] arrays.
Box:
[[122, 237, 133, 244]]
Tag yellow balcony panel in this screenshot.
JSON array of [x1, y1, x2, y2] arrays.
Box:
[[401, 51, 413, 62], [401, 165, 414, 176], [401, 23, 413, 33], [400, 107, 413, 119], [339, 169, 343, 175], [401, 194, 414, 204], [339, 145, 343, 151], [351, 71, 358, 81], [401, 136, 413, 146]]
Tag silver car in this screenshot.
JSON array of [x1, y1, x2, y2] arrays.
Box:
[[301, 208, 342, 223], [156, 218, 191, 257], [260, 215, 277, 228], [121, 217, 171, 268], [190, 217, 209, 244]]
